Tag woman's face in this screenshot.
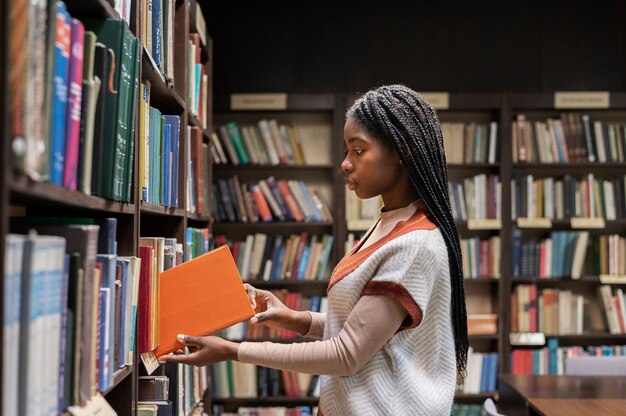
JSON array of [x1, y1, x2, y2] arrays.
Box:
[[341, 119, 406, 201]]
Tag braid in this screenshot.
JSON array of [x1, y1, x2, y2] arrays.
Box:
[[347, 85, 469, 377]]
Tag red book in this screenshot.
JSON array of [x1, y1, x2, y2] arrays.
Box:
[[138, 246, 153, 353], [63, 18, 85, 190], [250, 185, 273, 222]]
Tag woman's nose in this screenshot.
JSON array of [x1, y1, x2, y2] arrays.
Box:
[[341, 158, 352, 173]]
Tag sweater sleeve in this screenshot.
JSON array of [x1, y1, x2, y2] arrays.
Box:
[[303, 311, 325, 340], [362, 230, 445, 331], [237, 295, 407, 376]]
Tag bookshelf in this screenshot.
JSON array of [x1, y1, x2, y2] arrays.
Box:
[[1, 0, 213, 414], [505, 92, 626, 375], [207, 93, 344, 412]]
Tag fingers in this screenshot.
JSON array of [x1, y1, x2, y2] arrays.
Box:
[[177, 334, 202, 347], [243, 283, 257, 309], [159, 350, 197, 365], [250, 311, 271, 324]]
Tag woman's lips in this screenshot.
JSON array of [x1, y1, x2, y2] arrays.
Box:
[[346, 178, 357, 190]]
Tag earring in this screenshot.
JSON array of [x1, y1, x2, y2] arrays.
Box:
[[399, 160, 403, 165]]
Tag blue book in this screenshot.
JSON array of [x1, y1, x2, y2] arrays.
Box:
[[296, 246, 311, 280], [268, 235, 283, 280], [163, 123, 172, 206], [95, 218, 117, 255], [50, 2, 72, 185], [96, 254, 117, 389], [480, 354, 490, 392], [298, 181, 322, 222], [152, 0, 162, 69], [316, 235, 334, 280], [548, 338, 559, 375], [488, 353, 499, 391], [163, 115, 180, 207], [512, 226, 522, 276], [99, 287, 111, 390], [309, 296, 321, 313]]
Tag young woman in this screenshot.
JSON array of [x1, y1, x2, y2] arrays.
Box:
[[162, 84, 468, 415]]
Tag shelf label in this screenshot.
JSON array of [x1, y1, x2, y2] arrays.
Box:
[[509, 332, 546, 346], [68, 392, 117, 416], [420, 92, 449, 110], [231, 93, 287, 110], [554, 92, 610, 109], [517, 217, 552, 228], [570, 217, 605, 229], [599, 275, 626, 284], [467, 218, 502, 230]]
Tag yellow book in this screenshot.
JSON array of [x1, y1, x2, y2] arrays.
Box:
[[139, 81, 151, 201]]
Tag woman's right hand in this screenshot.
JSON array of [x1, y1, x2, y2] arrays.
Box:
[[243, 283, 310, 333]]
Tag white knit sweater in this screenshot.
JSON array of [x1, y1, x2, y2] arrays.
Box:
[[320, 212, 456, 416]]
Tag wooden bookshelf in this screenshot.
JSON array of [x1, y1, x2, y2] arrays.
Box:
[[504, 92, 626, 375], [1, 0, 213, 413]]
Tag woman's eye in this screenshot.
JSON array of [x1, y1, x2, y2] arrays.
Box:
[[354, 149, 364, 155]]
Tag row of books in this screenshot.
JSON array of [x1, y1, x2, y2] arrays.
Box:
[[449, 174, 501, 221], [221, 292, 328, 340], [187, 127, 211, 216], [441, 121, 499, 164], [188, 33, 209, 126], [458, 348, 498, 393], [212, 120, 308, 166], [212, 362, 319, 400], [512, 230, 625, 278], [598, 285, 626, 335], [214, 177, 332, 223], [3, 217, 140, 414], [513, 113, 626, 163], [460, 236, 501, 279], [467, 314, 498, 335], [139, 88, 181, 207], [139, 0, 175, 82], [10, 6, 140, 202], [510, 340, 626, 375], [511, 286, 585, 334], [512, 174, 626, 220], [511, 230, 589, 278], [214, 233, 334, 282]]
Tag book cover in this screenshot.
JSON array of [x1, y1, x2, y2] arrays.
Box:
[[154, 245, 254, 357]]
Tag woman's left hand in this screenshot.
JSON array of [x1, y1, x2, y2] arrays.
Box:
[[158, 334, 239, 366]]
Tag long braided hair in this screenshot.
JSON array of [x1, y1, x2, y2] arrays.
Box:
[[347, 84, 468, 377]]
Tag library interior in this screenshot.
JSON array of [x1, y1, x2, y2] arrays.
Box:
[[2, 1, 626, 415]]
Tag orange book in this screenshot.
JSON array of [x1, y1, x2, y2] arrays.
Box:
[[154, 245, 255, 357]]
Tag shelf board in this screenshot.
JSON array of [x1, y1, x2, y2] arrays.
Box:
[[464, 277, 501, 283], [447, 163, 500, 171], [213, 164, 335, 178], [510, 332, 626, 346], [187, 212, 211, 222], [65, 0, 119, 19], [142, 46, 185, 114], [102, 366, 133, 396], [512, 276, 626, 286], [214, 93, 335, 112], [509, 92, 626, 110], [10, 175, 135, 214], [469, 334, 499, 341], [513, 162, 626, 175], [213, 222, 333, 233], [140, 202, 185, 217]]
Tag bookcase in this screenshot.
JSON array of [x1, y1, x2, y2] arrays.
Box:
[[505, 92, 626, 376], [1, 0, 214, 414], [207, 93, 345, 413]]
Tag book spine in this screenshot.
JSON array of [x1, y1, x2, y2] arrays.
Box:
[[63, 18, 85, 191]]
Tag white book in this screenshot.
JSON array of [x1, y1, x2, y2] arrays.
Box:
[[249, 233, 268, 280], [240, 234, 255, 281], [4, 235, 25, 416], [570, 231, 589, 279], [239, 126, 260, 165], [258, 179, 285, 220], [488, 121, 498, 164], [257, 120, 280, 165], [594, 121, 607, 162]]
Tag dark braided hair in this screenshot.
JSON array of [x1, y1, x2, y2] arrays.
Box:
[[347, 84, 468, 377]]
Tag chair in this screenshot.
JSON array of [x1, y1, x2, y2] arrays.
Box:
[[483, 397, 506, 416], [565, 356, 626, 376]]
